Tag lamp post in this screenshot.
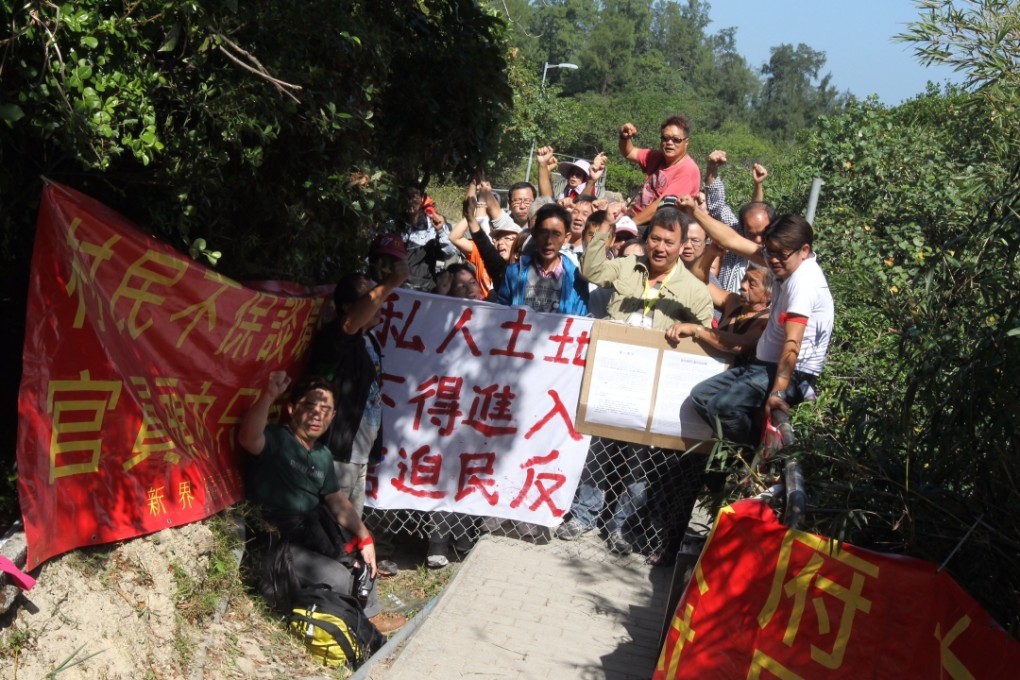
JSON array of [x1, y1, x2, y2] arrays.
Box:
[[525, 62, 579, 183]]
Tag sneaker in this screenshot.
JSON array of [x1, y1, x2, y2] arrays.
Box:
[[605, 529, 632, 556], [377, 559, 399, 577], [370, 611, 409, 635], [452, 534, 476, 553], [555, 518, 592, 541], [426, 539, 449, 569], [426, 553, 449, 569]]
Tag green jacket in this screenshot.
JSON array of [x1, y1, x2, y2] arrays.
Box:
[[581, 231, 713, 329]]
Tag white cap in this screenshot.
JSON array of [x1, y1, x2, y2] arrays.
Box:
[[614, 216, 639, 238]]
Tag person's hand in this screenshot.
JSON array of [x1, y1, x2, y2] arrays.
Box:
[[589, 152, 608, 181], [536, 145, 554, 166], [665, 323, 698, 345], [360, 542, 377, 579], [558, 196, 574, 208], [607, 202, 626, 223], [707, 150, 728, 168], [675, 194, 697, 213], [463, 196, 478, 219], [593, 198, 609, 212], [619, 123, 638, 139], [764, 393, 789, 426], [477, 186, 497, 206], [477, 180, 493, 193], [695, 191, 708, 210], [385, 258, 410, 288], [430, 211, 446, 231], [435, 269, 452, 295], [752, 163, 768, 185], [266, 371, 291, 400]]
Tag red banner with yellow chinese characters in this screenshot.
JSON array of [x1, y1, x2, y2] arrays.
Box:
[[18, 182, 331, 570], [655, 499, 1020, 679]]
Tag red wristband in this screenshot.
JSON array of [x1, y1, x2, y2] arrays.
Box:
[[359, 534, 374, 549]]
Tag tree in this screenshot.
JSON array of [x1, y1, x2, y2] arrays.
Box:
[[574, 0, 654, 96], [647, 0, 716, 93], [0, 0, 512, 282], [754, 43, 843, 139], [706, 27, 760, 121]]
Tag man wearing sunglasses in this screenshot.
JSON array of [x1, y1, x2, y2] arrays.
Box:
[[675, 196, 834, 446], [618, 114, 701, 227]]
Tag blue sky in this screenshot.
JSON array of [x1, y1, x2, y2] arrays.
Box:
[[706, 0, 963, 104]]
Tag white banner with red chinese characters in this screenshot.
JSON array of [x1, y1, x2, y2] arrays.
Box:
[[366, 295, 593, 525], [18, 181, 594, 568]]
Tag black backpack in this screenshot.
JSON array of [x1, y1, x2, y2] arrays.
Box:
[[288, 585, 387, 669]]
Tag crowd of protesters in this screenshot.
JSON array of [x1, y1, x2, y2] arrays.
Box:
[[238, 113, 834, 636]]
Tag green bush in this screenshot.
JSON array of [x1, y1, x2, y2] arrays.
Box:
[[775, 80, 1020, 632]]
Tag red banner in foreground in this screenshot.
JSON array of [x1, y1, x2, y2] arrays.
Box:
[[655, 500, 1020, 679], [18, 183, 330, 570]]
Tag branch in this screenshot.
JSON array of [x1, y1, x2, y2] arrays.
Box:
[[215, 33, 302, 104]]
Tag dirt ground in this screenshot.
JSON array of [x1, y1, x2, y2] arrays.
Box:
[[0, 520, 353, 680]]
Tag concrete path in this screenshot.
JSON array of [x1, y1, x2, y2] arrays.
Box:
[[365, 532, 674, 679]]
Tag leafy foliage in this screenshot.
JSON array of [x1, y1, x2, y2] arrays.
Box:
[[772, 45, 1020, 632], [0, 0, 512, 282], [754, 43, 845, 140]]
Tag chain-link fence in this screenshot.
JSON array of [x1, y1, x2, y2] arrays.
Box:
[[364, 435, 715, 564]]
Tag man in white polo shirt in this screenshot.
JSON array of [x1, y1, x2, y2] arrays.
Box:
[[676, 201, 834, 445]]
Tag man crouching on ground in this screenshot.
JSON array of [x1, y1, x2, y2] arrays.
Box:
[[239, 370, 380, 616]]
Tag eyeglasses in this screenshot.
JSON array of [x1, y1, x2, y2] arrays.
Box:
[[296, 400, 335, 416], [510, 198, 533, 206], [763, 246, 799, 263], [660, 135, 688, 145], [682, 238, 704, 247], [534, 228, 565, 240]]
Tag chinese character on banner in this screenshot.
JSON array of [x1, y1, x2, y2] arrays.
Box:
[[524, 390, 583, 441], [756, 531, 879, 671], [46, 371, 123, 482], [110, 250, 189, 338], [216, 294, 277, 360], [391, 445, 446, 499], [126, 376, 209, 471], [463, 384, 517, 437], [654, 500, 1020, 680], [64, 218, 120, 331], [408, 376, 464, 436], [510, 450, 567, 516], [544, 317, 590, 366], [436, 308, 482, 356], [456, 452, 498, 504], [489, 309, 535, 360], [378, 295, 426, 352], [169, 278, 239, 348]]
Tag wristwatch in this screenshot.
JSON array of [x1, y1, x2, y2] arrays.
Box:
[[769, 389, 788, 402]]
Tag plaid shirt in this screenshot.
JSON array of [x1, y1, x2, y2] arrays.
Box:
[[705, 177, 747, 294]]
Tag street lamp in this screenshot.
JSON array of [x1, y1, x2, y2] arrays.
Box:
[[525, 62, 579, 183]]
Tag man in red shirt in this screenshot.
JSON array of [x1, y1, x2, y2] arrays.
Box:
[[619, 114, 701, 227]]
